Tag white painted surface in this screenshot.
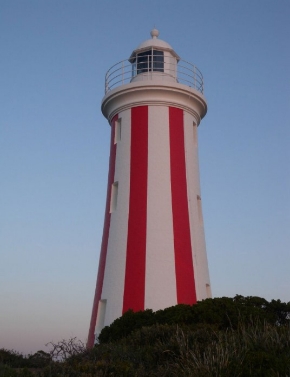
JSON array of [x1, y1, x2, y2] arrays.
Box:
[[101, 109, 131, 326], [145, 106, 177, 311], [102, 80, 207, 123], [130, 28, 180, 61], [133, 35, 174, 52], [183, 111, 211, 301]]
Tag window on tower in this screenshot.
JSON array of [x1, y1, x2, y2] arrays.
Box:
[[197, 195, 203, 224], [193, 121, 197, 146], [110, 182, 119, 213], [95, 299, 107, 340], [136, 49, 164, 74], [114, 118, 121, 144], [153, 50, 164, 72], [206, 284, 211, 298]]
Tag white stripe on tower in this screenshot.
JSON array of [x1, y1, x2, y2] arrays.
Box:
[[101, 108, 131, 327], [145, 105, 177, 311], [184, 111, 200, 299], [184, 111, 210, 301]]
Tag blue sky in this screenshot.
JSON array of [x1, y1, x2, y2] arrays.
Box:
[[1, 0, 289, 354]]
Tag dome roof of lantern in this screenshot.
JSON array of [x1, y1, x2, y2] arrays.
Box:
[[129, 29, 180, 62]]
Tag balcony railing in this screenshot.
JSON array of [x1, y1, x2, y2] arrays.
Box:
[[104, 56, 204, 94]]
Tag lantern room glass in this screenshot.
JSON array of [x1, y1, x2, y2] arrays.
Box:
[[134, 49, 164, 74]]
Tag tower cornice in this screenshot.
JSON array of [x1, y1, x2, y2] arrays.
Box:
[[101, 81, 207, 125]]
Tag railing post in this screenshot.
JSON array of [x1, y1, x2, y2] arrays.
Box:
[[148, 54, 150, 73], [122, 60, 124, 85]]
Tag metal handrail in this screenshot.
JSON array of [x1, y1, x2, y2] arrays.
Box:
[[104, 56, 204, 94]]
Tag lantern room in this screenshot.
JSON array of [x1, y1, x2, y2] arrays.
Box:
[[129, 29, 180, 83]]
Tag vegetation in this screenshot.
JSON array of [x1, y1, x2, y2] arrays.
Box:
[[0, 348, 51, 376], [99, 295, 290, 343], [1, 296, 290, 376]]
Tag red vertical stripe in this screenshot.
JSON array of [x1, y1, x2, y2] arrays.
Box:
[[169, 107, 197, 304], [87, 114, 118, 348], [123, 106, 148, 313]]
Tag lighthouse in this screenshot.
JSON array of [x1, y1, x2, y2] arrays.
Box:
[[87, 29, 211, 347]]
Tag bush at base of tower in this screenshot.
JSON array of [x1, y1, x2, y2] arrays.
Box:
[[2, 296, 290, 376], [2, 321, 290, 376], [98, 295, 290, 344]]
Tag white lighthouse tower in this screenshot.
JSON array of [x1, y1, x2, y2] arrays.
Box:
[[87, 29, 211, 348]]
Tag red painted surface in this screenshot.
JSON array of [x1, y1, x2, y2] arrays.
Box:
[[169, 107, 197, 305], [87, 114, 118, 348], [123, 106, 148, 313]]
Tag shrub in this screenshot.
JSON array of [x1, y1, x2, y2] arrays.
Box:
[[3, 296, 290, 376], [99, 296, 290, 344]]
